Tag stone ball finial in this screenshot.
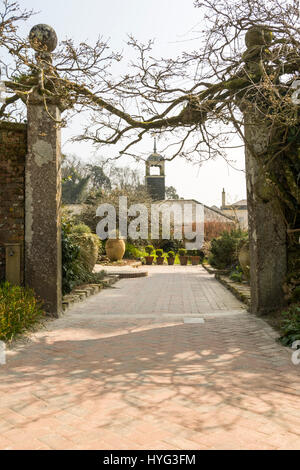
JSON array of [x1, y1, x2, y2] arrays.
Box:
[[29, 24, 58, 53], [245, 25, 273, 48]]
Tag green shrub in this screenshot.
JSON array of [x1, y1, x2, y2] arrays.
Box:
[[187, 249, 197, 257], [179, 248, 187, 256], [153, 239, 183, 253], [209, 229, 248, 270], [155, 249, 164, 257], [70, 223, 101, 270], [167, 251, 175, 258], [145, 245, 154, 255], [0, 283, 44, 343], [70, 265, 105, 286], [70, 233, 99, 272], [62, 219, 103, 295], [230, 266, 244, 283], [278, 304, 300, 347], [96, 237, 104, 260], [70, 223, 92, 234], [291, 286, 300, 303], [125, 243, 146, 259], [62, 220, 80, 294]]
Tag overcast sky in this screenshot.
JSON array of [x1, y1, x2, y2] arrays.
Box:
[[18, 0, 246, 207]]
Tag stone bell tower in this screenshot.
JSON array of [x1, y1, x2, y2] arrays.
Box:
[[145, 139, 165, 200]]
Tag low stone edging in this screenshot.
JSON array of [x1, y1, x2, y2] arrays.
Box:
[[62, 275, 119, 312], [108, 271, 148, 279], [202, 264, 230, 275], [215, 273, 251, 307]]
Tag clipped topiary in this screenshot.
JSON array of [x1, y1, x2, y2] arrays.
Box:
[[167, 250, 175, 265], [155, 248, 164, 265], [145, 245, 154, 255]]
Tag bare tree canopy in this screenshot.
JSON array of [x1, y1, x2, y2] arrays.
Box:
[[0, 1, 299, 234], [0, 0, 298, 157]]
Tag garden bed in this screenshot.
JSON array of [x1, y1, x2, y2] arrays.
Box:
[[215, 273, 251, 307], [0, 283, 45, 343]]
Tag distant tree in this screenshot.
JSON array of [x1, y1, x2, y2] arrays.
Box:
[[86, 164, 111, 191], [62, 156, 112, 204], [108, 166, 143, 189], [62, 156, 90, 204], [165, 186, 179, 200]]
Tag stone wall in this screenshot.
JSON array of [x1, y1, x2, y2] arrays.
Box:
[[0, 122, 27, 283], [203, 204, 234, 224]]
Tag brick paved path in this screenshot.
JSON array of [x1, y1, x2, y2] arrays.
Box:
[[1, 266, 299, 450]]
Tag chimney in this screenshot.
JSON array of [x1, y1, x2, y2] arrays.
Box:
[[222, 188, 226, 208]]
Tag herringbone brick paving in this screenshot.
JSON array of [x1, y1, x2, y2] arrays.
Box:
[[0, 266, 299, 449]]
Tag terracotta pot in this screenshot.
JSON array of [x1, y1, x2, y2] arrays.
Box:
[[156, 256, 164, 265], [105, 238, 126, 261], [190, 256, 200, 265], [167, 257, 175, 265], [179, 256, 188, 266], [145, 256, 154, 265]]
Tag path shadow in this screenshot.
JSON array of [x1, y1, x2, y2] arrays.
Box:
[[1, 317, 299, 438]]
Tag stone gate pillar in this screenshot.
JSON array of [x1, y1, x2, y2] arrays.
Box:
[[244, 118, 287, 315], [242, 26, 287, 315], [25, 25, 62, 316]]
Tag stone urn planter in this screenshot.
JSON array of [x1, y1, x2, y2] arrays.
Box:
[[105, 238, 125, 262], [238, 241, 250, 280]]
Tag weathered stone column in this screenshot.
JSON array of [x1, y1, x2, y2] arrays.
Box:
[[242, 26, 287, 315], [244, 118, 287, 315], [25, 25, 62, 316]]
